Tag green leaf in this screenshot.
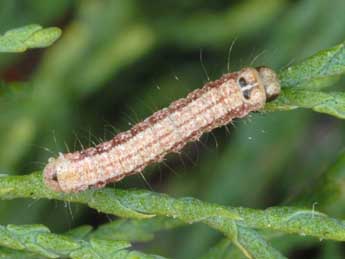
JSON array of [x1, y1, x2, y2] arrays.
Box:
[[265, 89, 345, 119], [237, 206, 345, 241], [5, 173, 345, 257], [234, 226, 287, 259], [0, 24, 61, 53], [263, 41, 345, 119], [64, 226, 93, 240], [0, 223, 166, 259], [0, 247, 43, 259], [283, 75, 340, 90], [279, 42, 345, 88], [89, 217, 183, 242], [200, 239, 232, 259]]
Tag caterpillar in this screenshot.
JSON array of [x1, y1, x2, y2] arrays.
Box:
[[44, 67, 280, 193]]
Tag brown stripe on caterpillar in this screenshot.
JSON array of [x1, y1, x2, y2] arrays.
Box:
[[76, 72, 240, 160], [43, 67, 280, 193]]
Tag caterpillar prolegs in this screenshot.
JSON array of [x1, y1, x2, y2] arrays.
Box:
[[44, 67, 280, 193]]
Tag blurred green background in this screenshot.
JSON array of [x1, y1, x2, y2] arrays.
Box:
[[0, 0, 345, 258]]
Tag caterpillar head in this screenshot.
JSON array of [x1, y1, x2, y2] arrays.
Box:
[[236, 67, 280, 105], [256, 66, 281, 101]]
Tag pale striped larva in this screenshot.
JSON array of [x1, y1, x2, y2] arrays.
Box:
[[43, 67, 280, 193]]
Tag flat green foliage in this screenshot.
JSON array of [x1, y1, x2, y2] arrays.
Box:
[[89, 217, 183, 242], [265, 89, 345, 119], [1, 1, 345, 258], [199, 239, 232, 259], [263, 41, 345, 118], [0, 224, 165, 259], [0, 24, 61, 52], [1, 171, 345, 258], [279, 43, 345, 88]]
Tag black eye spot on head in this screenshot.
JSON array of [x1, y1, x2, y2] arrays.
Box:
[[52, 173, 58, 182], [238, 77, 251, 100], [238, 77, 248, 88], [243, 90, 250, 100]]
